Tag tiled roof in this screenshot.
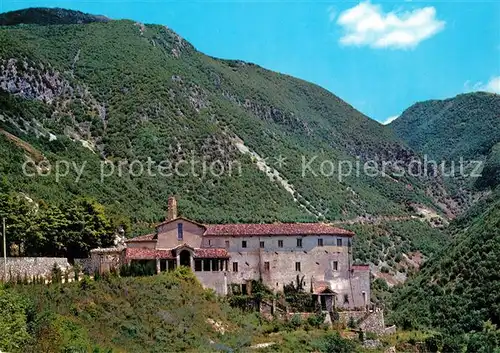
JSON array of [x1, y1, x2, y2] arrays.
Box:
[[352, 265, 370, 271], [125, 233, 156, 243], [204, 223, 354, 237], [124, 248, 174, 260], [194, 248, 229, 258], [90, 246, 124, 253], [124, 247, 229, 260], [156, 216, 207, 229], [172, 243, 195, 251]]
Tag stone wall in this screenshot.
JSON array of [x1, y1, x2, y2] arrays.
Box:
[[0, 257, 71, 281], [359, 310, 386, 334], [195, 271, 228, 295], [88, 247, 124, 274], [74, 257, 93, 274], [339, 309, 394, 335], [338, 310, 367, 325]]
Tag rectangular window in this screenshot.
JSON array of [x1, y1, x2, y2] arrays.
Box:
[[177, 223, 183, 241], [295, 262, 301, 272], [242, 240, 247, 248], [264, 262, 270, 272], [297, 238, 303, 248], [278, 240, 283, 248], [318, 238, 323, 246], [212, 259, 219, 272], [337, 238, 342, 247], [332, 261, 338, 271], [208, 239, 212, 246], [203, 259, 211, 271], [225, 240, 230, 248], [194, 259, 202, 272], [260, 241, 265, 248], [232, 262, 238, 272]]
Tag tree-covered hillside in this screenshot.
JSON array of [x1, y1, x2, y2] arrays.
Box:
[[390, 92, 500, 213], [0, 7, 109, 26], [0, 7, 451, 229], [390, 92, 500, 163], [476, 142, 500, 189], [389, 187, 500, 349]]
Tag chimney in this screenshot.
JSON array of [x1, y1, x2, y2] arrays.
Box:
[[166, 196, 178, 221]]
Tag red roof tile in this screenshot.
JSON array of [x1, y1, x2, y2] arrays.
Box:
[[194, 248, 229, 258], [125, 248, 174, 260], [204, 223, 354, 237], [125, 247, 228, 260], [125, 233, 157, 243]]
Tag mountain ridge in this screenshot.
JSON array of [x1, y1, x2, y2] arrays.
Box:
[[0, 7, 110, 26], [0, 9, 449, 225]]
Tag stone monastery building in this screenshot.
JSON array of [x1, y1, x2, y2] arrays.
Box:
[[92, 197, 370, 310]]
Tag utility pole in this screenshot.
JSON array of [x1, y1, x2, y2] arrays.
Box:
[[2, 217, 6, 281]]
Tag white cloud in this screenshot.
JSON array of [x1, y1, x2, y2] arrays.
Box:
[[335, 1, 445, 49], [382, 115, 399, 125], [464, 76, 500, 94]]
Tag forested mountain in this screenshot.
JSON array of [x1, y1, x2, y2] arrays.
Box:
[[387, 92, 500, 350], [0, 7, 109, 26], [389, 187, 500, 350], [0, 7, 452, 230], [390, 92, 500, 213], [390, 92, 500, 163]]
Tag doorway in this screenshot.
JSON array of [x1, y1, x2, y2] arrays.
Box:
[[180, 250, 191, 267]]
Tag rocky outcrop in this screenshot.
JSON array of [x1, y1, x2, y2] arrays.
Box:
[[0, 58, 107, 151], [1, 59, 71, 103]]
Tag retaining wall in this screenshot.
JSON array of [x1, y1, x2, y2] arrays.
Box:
[[0, 257, 70, 281]]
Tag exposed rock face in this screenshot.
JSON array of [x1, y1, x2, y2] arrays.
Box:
[[1, 59, 71, 103], [0, 58, 107, 150]]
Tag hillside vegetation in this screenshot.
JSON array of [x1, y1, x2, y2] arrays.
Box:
[[389, 187, 500, 350], [391, 92, 500, 163], [0, 7, 451, 229], [1, 268, 363, 353], [0, 7, 109, 26], [390, 92, 500, 213]]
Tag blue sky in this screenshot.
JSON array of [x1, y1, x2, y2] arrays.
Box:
[[2, 0, 499, 123]]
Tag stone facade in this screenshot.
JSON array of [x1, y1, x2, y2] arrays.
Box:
[[203, 233, 369, 309], [91, 198, 371, 310], [87, 247, 124, 274]]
